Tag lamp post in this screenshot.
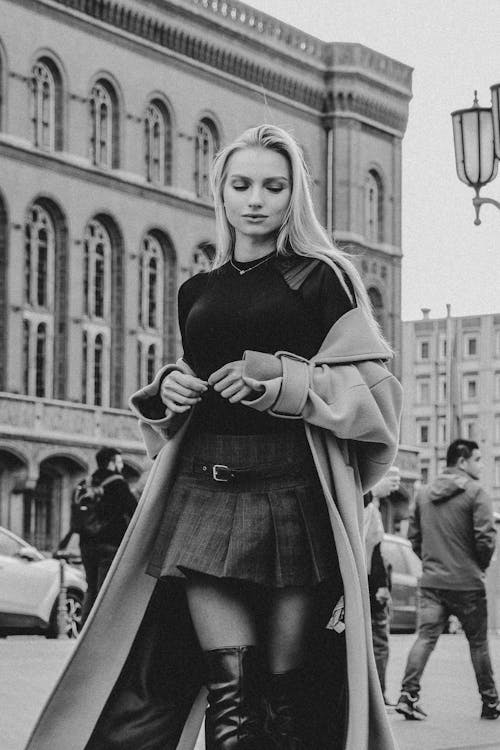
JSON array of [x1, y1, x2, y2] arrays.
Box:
[[451, 86, 500, 224]]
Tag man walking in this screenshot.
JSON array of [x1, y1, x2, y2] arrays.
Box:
[[396, 439, 498, 720], [79, 447, 137, 624]]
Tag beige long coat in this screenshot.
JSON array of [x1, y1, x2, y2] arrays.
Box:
[[26, 307, 402, 750]]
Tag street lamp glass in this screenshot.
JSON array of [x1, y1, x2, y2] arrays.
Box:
[[451, 105, 498, 189], [490, 83, 500, 159]]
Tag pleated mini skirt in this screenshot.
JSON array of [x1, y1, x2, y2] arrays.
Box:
[[146, 430, 339, 588]]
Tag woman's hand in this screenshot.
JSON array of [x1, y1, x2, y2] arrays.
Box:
[[208, 361, 264, 404], [160, 370, 208, 413]]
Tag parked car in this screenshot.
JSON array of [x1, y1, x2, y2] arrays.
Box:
[[381, 533, 422, 633], [0, 526, 86, 638]]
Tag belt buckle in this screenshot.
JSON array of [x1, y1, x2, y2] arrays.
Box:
[[212, 464, 233, 482]]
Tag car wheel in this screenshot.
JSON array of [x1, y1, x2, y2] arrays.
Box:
[[46, 590, 84, 639]]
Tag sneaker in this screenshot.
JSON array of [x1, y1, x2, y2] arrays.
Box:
[[481, 702, 500, 720], [395, 691, 428, 721]]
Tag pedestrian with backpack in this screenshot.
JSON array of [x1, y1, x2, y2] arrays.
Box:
[[74, 447, 137, 625]]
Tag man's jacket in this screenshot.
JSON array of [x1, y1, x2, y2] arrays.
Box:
[[79, 469, 137, 547], [408, 467, 496, 590], [26, 306, 402, 750]]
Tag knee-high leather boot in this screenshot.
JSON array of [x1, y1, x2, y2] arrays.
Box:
[[204, 646, 272, 750], [265, 669, 309, 750]]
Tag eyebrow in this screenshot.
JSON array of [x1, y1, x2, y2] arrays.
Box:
[[228, 174, 290, 182]]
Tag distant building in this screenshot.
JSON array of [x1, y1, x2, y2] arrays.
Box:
[[0, 0, 411, 550], [401, 309, 500, 510]]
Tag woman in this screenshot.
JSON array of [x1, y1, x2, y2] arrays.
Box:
[[25, 125, 402, 750]]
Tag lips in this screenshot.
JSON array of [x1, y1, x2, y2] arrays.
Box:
[[243, 214, 268, 219]]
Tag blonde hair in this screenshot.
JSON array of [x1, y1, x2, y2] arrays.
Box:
[[210, 124, 387, 345]]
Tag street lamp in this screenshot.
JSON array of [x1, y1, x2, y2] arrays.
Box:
[[451, 88, 500, 224]]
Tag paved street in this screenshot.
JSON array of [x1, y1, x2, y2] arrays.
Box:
[[2, 633, 500, 750]]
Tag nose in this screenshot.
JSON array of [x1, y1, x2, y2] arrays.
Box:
[[247, 185, 263, 207]]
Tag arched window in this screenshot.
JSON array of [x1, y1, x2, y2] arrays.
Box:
[[22, 200, 66, 399], [24, 204, 54, 309], [94, 334, 103, 407], [90, 80, 119, 168], [145, 100, 172, 185], [82, 328, 109, 407], [0, 51, 3, 130], [0, 193, 8, 391], [31, 60, 56, 151], [195, 118, 218, 200], [364, 170, 384, 243], [82, 330, 88, 404], [82, 218, 113, 407], [139, 234, 164, 331], [137, 233, 166, 386], [22, 316, 51, 398], [147, 344, 156, 383], [23, 320, 30, 395], [35, 323, 46, 397], [84, 219, 111, 320]]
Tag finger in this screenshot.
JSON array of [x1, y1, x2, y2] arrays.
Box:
[[208, 362, 239, 386], [161, 392, 201, 406], [162, 382, 196, 399], [161, 399, 193, 413], [208, 365, 230, 386], [241, 376, 265, 393], [170, 372, 208, 392], [219, 382, 243, 400], [228, 385, 253, 403], [212, 373, 239, 393]]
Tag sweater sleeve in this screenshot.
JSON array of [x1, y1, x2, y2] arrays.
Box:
[[300, 261, 355, 340]]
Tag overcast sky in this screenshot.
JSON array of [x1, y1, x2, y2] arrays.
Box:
[[248, 0, 500, 321]]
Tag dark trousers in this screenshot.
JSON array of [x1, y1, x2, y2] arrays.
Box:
[[371, 604, 390, 696], [402, 587, 498, 704], [80, 540, 117, 624]]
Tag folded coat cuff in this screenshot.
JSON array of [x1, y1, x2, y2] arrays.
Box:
[[272, 354, 310, 416], [129, 363, 185, 426], [241, 350, 310, 417]]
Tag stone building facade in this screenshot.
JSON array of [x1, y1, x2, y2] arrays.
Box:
[[401, 310, 500, 509], [0, 0, 412, 550]]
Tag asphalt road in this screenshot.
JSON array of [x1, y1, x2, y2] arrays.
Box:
[[2, 633, 500, 750]]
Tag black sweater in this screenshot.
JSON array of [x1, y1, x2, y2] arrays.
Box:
[[178, 255, 353, 434]]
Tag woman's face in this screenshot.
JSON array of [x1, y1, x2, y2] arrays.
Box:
[[222, 147, 291, 242]]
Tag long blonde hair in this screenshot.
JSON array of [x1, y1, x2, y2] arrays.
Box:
[[210, 124, 386, 345]]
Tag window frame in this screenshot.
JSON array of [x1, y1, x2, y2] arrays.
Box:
[[195, 118, 218, 200], [463, 333, 479, 358]]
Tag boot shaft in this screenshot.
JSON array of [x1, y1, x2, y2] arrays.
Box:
[[204, 646, 271, 750]]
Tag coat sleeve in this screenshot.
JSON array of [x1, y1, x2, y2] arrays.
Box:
[[407, 496, 422, 559], [128, 359, 195, 458], [471, 486, 497, 571], [241, 350, 402, 491]]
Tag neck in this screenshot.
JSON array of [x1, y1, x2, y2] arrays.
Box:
[[233, 235, 277, 262]]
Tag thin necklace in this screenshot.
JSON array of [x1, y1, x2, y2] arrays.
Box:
[[230, 253, 275, 276]]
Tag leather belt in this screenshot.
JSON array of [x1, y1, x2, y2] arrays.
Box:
[[181, 459, 307, 483]]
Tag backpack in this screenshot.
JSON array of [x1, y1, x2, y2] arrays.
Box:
[[70, 475, 121, 538]]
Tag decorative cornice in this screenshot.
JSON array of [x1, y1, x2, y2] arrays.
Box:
[[326, 90, 408, 134], [42, 0, 324, 109], [36, 0, 411, 130]]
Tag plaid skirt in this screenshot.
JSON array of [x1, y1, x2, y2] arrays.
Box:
[[146, 430, 339, 588]]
